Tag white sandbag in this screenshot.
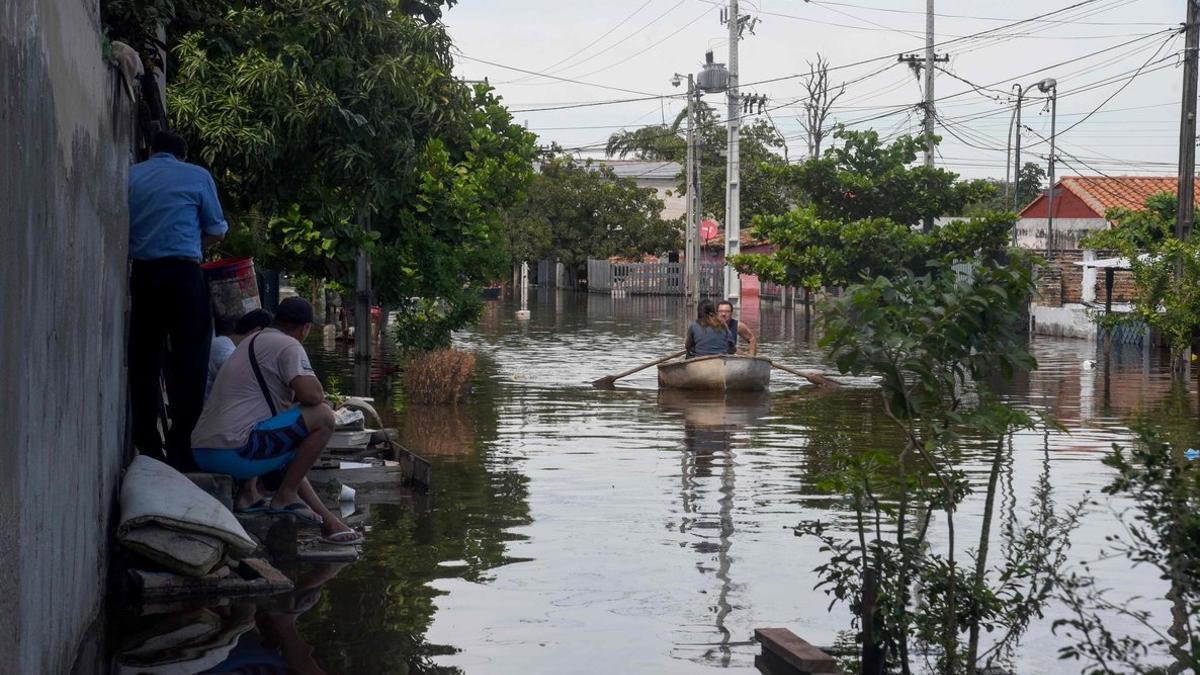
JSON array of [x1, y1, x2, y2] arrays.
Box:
[[120, 526, 225, 577], [118, 456, 256, 555]]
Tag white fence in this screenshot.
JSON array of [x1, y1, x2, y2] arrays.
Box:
[[586, 259, 725, 296]]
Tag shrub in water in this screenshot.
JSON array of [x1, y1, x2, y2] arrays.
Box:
[[404, 349, 475, 404]]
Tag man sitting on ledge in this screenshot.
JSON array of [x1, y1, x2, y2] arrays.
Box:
[[191, 297, 362, 546]]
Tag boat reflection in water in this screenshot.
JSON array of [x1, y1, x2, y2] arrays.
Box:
[[657, 389, 771, 667]]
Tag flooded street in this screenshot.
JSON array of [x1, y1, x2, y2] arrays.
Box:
[[114, 291, 1193, 674]]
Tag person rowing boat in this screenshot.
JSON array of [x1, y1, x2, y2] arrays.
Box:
[[716, 299, 756, 356], [685, 300, 728, 358]]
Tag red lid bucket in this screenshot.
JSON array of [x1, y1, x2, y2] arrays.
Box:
[[202, 257, 261, 322]]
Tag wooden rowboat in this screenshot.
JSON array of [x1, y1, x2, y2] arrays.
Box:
[[657, 354, 773, 391]]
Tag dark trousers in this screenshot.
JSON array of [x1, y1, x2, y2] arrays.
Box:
[[128, 258, 211, 471]]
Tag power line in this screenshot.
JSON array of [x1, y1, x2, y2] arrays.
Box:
[[1023, 34, 1180, 149], [497, 0, 658, 84], [455, 53, 668, 97], [542, 0, 691, 80], [798, 0, 1170, 27], [509, 94, 683, 113], [571, 4, 719, 79]]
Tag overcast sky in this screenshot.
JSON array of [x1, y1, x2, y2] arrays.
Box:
[[445, 0, 1186, 180]]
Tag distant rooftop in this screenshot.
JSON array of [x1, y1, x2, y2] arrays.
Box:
[[593, 159, 682, 181], [1020, 175, 1199, 217]]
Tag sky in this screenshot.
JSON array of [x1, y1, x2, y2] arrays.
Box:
[[444, 0, 1187, 180]]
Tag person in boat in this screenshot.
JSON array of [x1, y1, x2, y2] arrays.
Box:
[[716, 300, 757, 356], [686, 299, 730, 358], [191, 297, 362, 546], [207, 309, 273, 399]]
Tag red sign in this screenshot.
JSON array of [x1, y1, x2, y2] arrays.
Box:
[[700, 219, 719, 242]]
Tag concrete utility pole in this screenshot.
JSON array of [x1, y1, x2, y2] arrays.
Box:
[[923, 0, 935, 169], [1042, 80, 1058, 257], [679, 73, 700, 312], [353, 211, 372, 397], [1012, 84, 1025, 213], [1176, 0, 1199, 242], [724, 0, 742, 309], [898, 0, 947, 232]]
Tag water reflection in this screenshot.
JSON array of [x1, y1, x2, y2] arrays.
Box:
[[660, 390, 770, 667], [107, 293, 1195, 674], [113, 564, 347, 674]]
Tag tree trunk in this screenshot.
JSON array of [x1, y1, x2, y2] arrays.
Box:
[[967, 435, 1007, 673]]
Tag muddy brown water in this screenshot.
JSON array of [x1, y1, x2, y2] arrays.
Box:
[[109, 291, 1193, 674]]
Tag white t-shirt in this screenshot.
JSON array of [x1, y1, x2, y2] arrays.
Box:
[[192, 328, 316, 449], [206, 335, 236, 399]]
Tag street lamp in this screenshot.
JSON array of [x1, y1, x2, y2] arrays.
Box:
[[1010, 77, 1058, 251], [1037, 78, 1058, 257]]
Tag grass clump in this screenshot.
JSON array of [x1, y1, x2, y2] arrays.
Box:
[[404, 349, 475, 404]]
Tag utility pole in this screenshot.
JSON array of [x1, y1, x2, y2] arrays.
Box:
[[683, 74, 699, 312], [1044, 82, 1058, 257], [1012, 84, 1024, 213], [923, 0, 935, 171], [1173, 0, 1199, 377], [898, 0, 947, 232], [723, 0, 745, 309], [353, 210, 372, 397], [1176, 0, 1199, 242], [692, 89, 703, 308]]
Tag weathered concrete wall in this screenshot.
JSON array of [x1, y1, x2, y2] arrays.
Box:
[[1, 0, 132, 671]]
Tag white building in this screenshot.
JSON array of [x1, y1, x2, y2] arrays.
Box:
[[593, 159, 686, 222]]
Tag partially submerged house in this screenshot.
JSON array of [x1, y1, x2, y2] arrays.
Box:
[[1017, 176, 1196, 339]]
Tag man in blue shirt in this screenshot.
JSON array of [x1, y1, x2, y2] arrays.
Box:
[[128, 130, 228, 470]]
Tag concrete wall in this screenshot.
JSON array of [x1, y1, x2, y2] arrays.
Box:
[[1029, 304, 1099, 340], [1015, 216, 1103, 250], [1, 0, 132, 671]]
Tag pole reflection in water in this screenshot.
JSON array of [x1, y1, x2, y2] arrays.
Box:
[[658, 389, 771, 667]]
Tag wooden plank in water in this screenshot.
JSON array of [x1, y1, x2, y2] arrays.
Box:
[[753, 628, 843, 674], [397, 448, 433, 489], [130, 558, 293, 600]]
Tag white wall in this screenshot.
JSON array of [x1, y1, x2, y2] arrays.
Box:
[[1015, 217, 1104, 250]]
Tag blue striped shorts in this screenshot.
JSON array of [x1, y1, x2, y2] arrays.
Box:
[[192, 407, 309, 479]]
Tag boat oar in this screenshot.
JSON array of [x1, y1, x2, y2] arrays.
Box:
[[769, 360, 842, 387], [592, 350, 686, 388]]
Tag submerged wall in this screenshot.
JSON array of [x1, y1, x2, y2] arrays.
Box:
[[0, 0, 132, 670]]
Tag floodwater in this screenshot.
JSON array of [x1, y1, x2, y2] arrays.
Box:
[[109, 290, 1194, 674]]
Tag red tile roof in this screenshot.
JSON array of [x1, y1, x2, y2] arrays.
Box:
[[702, 228, 766, 248], [1037, 176, 1196, 217]]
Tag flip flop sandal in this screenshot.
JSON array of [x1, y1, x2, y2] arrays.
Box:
[[234, 498, 270, 514], [320, 529, 364, 546], [268, 501, 323, 527]]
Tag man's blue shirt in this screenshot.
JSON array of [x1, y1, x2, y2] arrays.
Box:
[[128, 153, 228, 261]]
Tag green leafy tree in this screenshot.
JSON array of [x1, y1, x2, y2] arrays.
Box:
[[120, 0, 538, 349], [969, 162, 1047, 213], [1081, 193, 1200, 364], [1053, 393, 1200, 674], [803, 253, 1079, 674], [500, 154, 677, 285], [605, 101, 790, 231], [1081, 191, 1175, 252], [731, 128, 1009, 289]]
